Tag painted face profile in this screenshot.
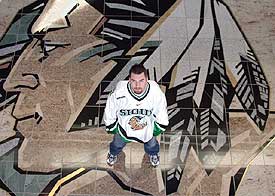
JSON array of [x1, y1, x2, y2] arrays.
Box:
[[0, 0, 274, 195], [3, 0, 114, 171]]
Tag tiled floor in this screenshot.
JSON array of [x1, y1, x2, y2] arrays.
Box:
[[0, 0, 275, 195]]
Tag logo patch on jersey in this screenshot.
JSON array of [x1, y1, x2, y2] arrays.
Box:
[[120, 109, 152, 116], [128, 116, 147, 130]]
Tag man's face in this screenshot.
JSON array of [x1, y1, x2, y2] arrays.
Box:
[[129, 72, 148, 94]]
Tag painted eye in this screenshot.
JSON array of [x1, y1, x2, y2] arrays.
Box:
[[38, 40, 70, 62], [43, 40, 71, 52]]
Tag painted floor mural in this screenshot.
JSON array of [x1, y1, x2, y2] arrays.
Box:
[[1, 0, 275, 195]]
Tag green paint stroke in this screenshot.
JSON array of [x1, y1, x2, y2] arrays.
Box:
[[77, 43, 117, 62], [0, 150, 59, 196], [0, 9, 40, 47]]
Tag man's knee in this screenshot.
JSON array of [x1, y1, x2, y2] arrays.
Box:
[[146, 137, 158, 147], [111, 134, 126, 149]]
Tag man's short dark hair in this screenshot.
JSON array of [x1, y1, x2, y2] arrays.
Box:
[[129, 64, 148, 78]]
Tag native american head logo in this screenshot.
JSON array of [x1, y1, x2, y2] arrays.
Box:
[[128, 116, 147, 130]]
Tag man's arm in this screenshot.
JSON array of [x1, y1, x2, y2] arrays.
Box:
[[153, 90, 169, 136], [103, 91, 119, 134]]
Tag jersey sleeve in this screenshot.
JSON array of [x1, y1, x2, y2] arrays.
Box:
[[103, 90, 119, 134], [153, 87, 169, 136]]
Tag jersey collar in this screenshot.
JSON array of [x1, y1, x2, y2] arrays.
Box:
[[127, 82, 150, 101]]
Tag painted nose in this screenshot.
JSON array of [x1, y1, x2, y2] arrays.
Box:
[[3, 40, 41, 92], [4, 73, 40, 92], [136, 81, 142, 87]]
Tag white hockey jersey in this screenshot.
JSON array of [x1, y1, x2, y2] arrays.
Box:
[[103, 80, 169, 143]]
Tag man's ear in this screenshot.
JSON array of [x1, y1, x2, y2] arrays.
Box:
[[128, 74, 132, 81]]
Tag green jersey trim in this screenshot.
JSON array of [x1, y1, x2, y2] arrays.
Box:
[[106, 120, 118, 134], [117, 126, 133, 143], [153, 121, 166, 136], [117, 124, 145, 143]]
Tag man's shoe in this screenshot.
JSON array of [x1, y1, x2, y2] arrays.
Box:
[[107, 153, 117, 166], [149, 154, 160, 167]]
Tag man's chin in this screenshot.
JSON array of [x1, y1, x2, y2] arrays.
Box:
[[133, 89, 143, 94]]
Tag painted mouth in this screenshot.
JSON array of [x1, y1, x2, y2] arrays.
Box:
[[34, 111, 43, 124], [12, 103, 44, 125], [34, 103, 43, 124]]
